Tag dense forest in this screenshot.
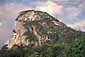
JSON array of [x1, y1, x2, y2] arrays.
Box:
[[0, 32, 85, 57]]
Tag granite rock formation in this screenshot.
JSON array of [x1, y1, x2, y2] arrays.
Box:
[[5, 10, 77, 49]]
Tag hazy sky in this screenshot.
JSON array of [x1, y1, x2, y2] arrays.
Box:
[[0, 0, 85, 47]]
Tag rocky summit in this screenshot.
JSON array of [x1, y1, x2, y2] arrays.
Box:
[[4, 10, 76, 48], [1, 10, 85, 57]]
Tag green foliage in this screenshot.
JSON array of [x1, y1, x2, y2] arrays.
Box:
[[65, 32, 85, 57], [0, 32, 85, 57]]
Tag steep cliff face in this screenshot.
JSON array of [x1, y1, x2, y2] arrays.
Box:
[[5, 10, 77, 49]]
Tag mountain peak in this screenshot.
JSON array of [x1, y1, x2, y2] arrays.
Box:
[[16, 10, 59, 22], [1, 10, 85, 57], [4, 10, 74, 49]]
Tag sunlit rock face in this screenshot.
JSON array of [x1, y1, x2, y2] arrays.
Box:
[[5, 10, 76, 49]]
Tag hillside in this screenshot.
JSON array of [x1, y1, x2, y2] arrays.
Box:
[[0, 10, 85, 57]]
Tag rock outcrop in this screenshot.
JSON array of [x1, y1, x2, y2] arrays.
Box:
[[5, 10, 76, 49]]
